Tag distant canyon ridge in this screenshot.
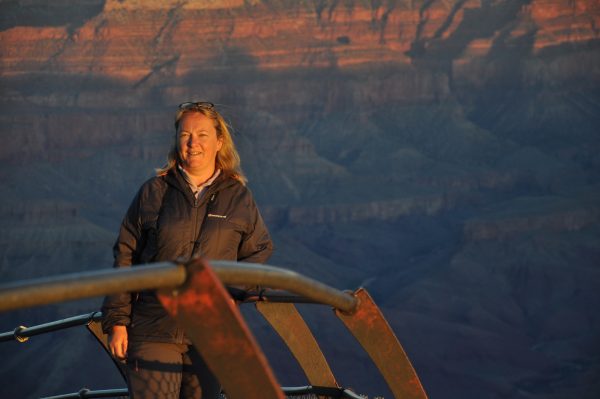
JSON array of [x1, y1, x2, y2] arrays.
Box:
[[1, 1, 600, 399]]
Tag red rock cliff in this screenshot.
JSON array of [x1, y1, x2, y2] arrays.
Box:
[[1, 0, 598, 82]]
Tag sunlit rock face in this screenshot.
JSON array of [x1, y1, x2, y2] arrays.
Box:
[[1, 1, 599, 399], [1, 0, 597, 104], [3, 0, 598, 77]]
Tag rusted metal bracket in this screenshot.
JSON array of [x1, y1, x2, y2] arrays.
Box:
[[334, 288, 428, 399], [157, 258, 285, 399], [0, 261, 357, 313], [0, 260, 428, 398], [211, 261, 358, 313], [256, 301, 339, 388]]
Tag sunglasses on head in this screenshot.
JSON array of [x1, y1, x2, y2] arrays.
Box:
[[178, 101, 215, 111]]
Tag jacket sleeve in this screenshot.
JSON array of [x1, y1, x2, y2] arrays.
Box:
[[100, 185, 146, 333], [237, 191, 274, 264]]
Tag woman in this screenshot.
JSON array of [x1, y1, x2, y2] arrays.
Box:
[[101, 102, 273, 398]]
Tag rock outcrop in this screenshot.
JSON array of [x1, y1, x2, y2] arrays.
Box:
[[1, 2, 599, 399]]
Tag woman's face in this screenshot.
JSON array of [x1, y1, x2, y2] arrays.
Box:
[[177, 112, 223, 174]]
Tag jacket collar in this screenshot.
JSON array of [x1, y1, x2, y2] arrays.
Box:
[[178, 166, 221, 197], [163, 167, 237, 206]]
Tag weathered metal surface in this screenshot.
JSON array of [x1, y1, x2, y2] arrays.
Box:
[[0, 262, 187, 312], [0, 325, 28, 343], [282, 385, 363, 398], [40, 385, 364, 399], [86, 318, 128, 381], [0, 261, 357, 313], [0, 260, 432, 398], [157, 258, 284, 399], [0, 312, 102, 343], [212, 261, 358, 313], [242, 290, 322, 304], [256, 301, 338, 388], [41, 388, 129, 399], [335, 288, 428, 399]]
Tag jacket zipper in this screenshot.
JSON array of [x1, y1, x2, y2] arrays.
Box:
[[177, 189, 217, 344]]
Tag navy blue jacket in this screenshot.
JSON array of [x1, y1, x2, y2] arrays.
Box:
[[101, 168, 273, 343]]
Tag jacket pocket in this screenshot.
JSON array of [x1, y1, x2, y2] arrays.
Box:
[[201, 217, 245, 260]]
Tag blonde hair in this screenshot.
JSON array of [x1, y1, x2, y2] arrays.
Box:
[[156, 105, 247, 185]]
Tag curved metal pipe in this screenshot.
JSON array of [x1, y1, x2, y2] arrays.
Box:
[[40, 385, 364, 399], [0, 311, 102, 343], [0, 263, 187, 313], [0, 261, 357, 314], [212, 261, 357, 313]]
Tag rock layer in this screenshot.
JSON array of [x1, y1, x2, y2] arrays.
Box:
[[1, 2, 600, 399]]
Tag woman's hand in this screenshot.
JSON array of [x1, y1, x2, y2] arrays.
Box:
[[108, 325, 128, 360]]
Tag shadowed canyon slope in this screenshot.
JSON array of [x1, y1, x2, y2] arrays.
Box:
[[1, 1, 600, 398]]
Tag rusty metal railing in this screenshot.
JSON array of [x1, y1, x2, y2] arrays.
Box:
[[0, 261, 357, 314], [1, 312, 367, 399], [41, 388, 128, 399], [0, 287, 330, 344], [39, 385, 366, 399], [0, 258, 427, 399], [0, 311, 101, 343], [0, 309, 365, 399]]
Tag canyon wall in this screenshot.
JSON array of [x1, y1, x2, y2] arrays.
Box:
[[1, 1, 599, 398]]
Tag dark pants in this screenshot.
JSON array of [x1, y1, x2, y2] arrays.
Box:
[[126, 341, 221, 399]]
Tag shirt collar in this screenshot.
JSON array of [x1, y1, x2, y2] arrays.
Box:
[[178, 165, 221, 197]]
